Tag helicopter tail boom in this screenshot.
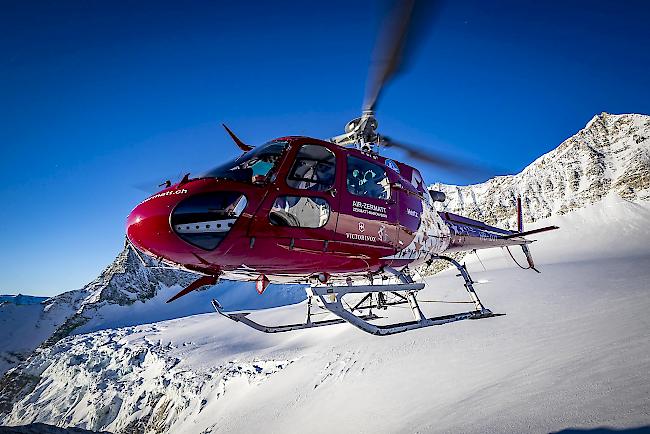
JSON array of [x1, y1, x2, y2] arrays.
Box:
[[439, 196, 558, 260]]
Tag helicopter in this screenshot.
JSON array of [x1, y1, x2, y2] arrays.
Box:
[[125, 0, 558, 336]]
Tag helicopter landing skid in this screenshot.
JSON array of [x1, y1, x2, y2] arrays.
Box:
[[211, 257, 500, 336], [210, 296, 380, 334]]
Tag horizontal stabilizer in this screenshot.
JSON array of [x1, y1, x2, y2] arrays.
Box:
[[501, 225, 559, 239]]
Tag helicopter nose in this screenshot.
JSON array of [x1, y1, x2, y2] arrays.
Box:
[[126, 187, 249, 265], [126, 192, 180, 259]]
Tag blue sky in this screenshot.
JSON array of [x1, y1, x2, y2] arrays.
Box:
[[1, 0, 649, 296]]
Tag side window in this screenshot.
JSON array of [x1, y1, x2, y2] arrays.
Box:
[[269, 196, 330, 228], [346, 156, 390, 200], [286, 144, 336, 191]]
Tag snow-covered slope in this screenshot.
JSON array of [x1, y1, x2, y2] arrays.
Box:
[[0, 245, 304, 377], [433, 113, 650, 228], [0, 290, 84, 377], [0, 248, 194, 377], [2, 195, 649, 433]]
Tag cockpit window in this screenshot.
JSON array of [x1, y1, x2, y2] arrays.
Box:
[[346, 156, 390, 200], [201, 141, 288, 183], [286, 144, 336, 191]]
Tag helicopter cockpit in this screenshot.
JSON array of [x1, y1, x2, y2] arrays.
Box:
[[201, 140, 288, 183]]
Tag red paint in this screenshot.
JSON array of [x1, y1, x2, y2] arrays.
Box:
[[126, 136, 431, 283], [166, 275, 219, 303]]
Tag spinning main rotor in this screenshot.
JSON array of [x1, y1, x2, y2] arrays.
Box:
[[330, 0, 494, 179], [330, 1, 433, 151]]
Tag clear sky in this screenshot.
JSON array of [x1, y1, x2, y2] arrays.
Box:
[[1, 0, 649, 296]]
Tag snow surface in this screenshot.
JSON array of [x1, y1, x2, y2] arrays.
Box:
[[72, 280, 306, 336], [0, 291, 84, 376], [2, 195, 649, 433], [0, 255, 304, 377]]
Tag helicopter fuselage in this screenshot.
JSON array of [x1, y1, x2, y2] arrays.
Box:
[[126, 136, 461, 284]]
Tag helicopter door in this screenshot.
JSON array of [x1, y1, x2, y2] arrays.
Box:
[[336, 155, 399, 257], [248, 143, 341, 270], [393, 167, 426, 258]]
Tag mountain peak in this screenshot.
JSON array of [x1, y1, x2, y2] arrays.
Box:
[[81, 245, 194, 307], [433, 113, 650, 228], [14, 246, 198, 354], [584, 111, 611, 130]]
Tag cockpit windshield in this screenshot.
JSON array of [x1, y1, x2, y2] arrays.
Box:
[[201, 141, 288, 183]]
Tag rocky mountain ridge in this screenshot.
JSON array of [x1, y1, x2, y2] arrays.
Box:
[[0, 246, 195, 377], [432, 112, 650, 228], [42, 247, 196, 347], [0, 295, 49, 306]]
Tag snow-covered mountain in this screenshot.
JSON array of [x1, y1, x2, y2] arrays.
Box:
[[432, 113, 650, 228], [0, 245, 305, 379], [1, 113, 649, 433], [0, 247, 196, 378]]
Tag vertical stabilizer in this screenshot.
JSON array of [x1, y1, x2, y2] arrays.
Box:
[[516, 196, 524, 233], [516, 196, 540, 273]]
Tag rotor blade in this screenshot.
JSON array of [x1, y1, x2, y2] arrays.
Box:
[[223, 123, 254, 152], [382, 136, 503, 179], [363, 0, 439, 113]]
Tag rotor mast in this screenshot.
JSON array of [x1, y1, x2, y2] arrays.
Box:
[[330, 110, 380, 152]]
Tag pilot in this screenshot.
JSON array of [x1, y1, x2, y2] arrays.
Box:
[[313, 161, 334, 191], [348, 168, 364, 195], [291, 161, 316, 189], [249, 155, 279, 178], [363, 169, 384, 198]]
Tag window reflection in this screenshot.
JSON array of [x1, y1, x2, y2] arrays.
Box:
[[269, 196, 330, 228], [287, 144, 336, 191]]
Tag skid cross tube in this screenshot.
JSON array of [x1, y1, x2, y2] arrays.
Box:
[[429, 255, 488, 312]]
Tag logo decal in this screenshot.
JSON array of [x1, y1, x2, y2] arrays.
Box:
[[406, 208, 419, 218], [346, 233, 376, 242], [377, 224, 386, 242], [358, 222, 365, 233], [411, 170, 424, 190], [352, 200, 388, 219], [385, 159, 400, 174], [140, 189, 188, 204]]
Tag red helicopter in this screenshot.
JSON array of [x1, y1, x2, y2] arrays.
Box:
[[126, 0, 558, 335]]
